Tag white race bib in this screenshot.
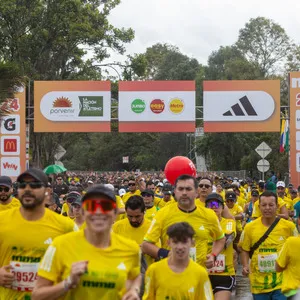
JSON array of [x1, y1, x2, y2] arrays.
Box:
[[189, 247, 196, 262], [208, 254, 226, 273], [10, 261, 39, 291], [258, 254, 277, 273]]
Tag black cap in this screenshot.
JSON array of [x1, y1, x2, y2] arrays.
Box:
[[205, 193, 224, 203], [71, 197, 82, 206], [288, 183, 294, 188], [81, 184, 116, 202], [66, 191, 81, 203], [251, 190, 259, 197], [225, 191, 237, 201], [17, 168, 48, 186], [0, 176, 12, 188], [141, 189, 154, 197]]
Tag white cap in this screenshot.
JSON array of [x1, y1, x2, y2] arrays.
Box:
[[87, 180, 93, 184], [105, 184, 115, 191], [276, 181, 285, 188], [119, 188, 126, 196], [163, 179, 168, 184], [157, 182, 163, 187]]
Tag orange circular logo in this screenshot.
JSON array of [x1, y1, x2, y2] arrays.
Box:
[[169, 98, 184, 114], [150, 99, 165, 114]]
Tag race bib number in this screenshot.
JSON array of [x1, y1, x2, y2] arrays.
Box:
[[258, 254, 277, 273], [209, 254, 226, 273], [189, 247, 196, 262], [10, 261, 39, 291]]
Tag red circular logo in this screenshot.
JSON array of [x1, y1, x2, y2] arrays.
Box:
[[150, 99, 165, 114]]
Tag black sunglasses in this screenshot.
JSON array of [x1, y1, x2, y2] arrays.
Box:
[[18, 182, 45, 189], [0, 187, 10, 192], [128, 183, 136, 186], [199, 184, 211, 189]]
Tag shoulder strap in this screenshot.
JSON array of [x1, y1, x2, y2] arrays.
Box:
[[249, 217, 280, 259]]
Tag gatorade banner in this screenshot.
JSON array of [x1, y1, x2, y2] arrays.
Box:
[[0, 88, 26, 179], [34, 81, 111, 132], [118, 81, 195, 132], [289, 72, 300, 185], [203, 80, 280, 132]]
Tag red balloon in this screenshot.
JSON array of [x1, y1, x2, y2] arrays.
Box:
[[164, 156, 197, 185]]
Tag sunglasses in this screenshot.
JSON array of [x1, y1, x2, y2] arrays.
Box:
[[199, 184, 211, 189], [57, 178, 62, 181], [277, 187, 285, 190], [206, 201, 222, 209], [0, 187, 10, 192], [128, 183, 136, 186], [18, 182, 45, 189], [82, 199, 116, 214], [226, 199, 235, 202]]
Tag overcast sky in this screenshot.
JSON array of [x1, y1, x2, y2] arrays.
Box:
[[104, 0, 300, 70]]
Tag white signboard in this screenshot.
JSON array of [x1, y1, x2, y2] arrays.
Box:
[[255, 142, 272, 159]]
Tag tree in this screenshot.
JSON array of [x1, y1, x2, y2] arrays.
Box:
[[236, 17, 292, 76]]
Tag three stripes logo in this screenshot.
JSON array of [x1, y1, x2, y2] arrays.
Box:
[[223, 96, 257, 117]]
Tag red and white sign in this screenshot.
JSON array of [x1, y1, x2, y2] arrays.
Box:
[[118, 81, 195, 132], [1, 157, 21, 177]]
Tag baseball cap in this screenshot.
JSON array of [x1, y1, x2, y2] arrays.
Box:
[[288, 183, 294, 188], [71, 197, 82, 206], [119, 188, 126, 196], [87, 180, 93, 184], [205, 193, 224, 203], [0, 176, 12, 188], [141, 189, 154, 197], [157, 182, 163, 187], [104, 184, 115, 192], [276, 181, 285, 188], [82, 185, 116, 203], [265, 181, 276, 193], [66, 191, 81, 203], [251, 190, 259, 197], [17, 168, 48, 186], [225, 191, 237, 201]]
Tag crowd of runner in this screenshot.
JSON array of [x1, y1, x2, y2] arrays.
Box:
[[0, 169, 300, 299]]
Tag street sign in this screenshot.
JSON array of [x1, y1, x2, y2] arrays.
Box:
[[255, 142, 272, 159], [257, 159, 270, 173], [54, 145, 66, 161]]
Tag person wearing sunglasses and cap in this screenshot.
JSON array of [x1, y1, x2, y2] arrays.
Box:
[[122, 176, 142, 204], [0, 168, 77, 300], [205, 193, 236, 300], [0, 176, 20, 211], [33, 184, 141, 300]]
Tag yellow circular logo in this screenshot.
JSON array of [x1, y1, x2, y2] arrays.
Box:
[[169, 98, 184, 114]]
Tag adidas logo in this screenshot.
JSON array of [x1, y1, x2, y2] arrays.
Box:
[[44, 238, 53, 245], [117, 262, 127, 270], [199, 225, 205, 231], [279, 236, 284, 241], [223, 96, 257, 116]]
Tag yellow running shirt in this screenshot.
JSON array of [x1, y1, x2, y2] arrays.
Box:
[[38, 231, 141, 300], [0, 197, 20, 211], [239, 217, 298, 294], [207, 218, 236, 276], [144, 203, 224, 266], [0, 207, 77, 300], [276, 236, 300, 295], [145, 206, 159, 222], [143, 258, 213, 300], [122, 190, 141, 204], [228, 203, 243, 232]]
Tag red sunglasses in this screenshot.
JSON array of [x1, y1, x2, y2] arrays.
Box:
[[82, 199, 116, 214]]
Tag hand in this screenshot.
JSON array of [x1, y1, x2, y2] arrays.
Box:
[[122, 288, 140, 300], [205, 254, 215, 269], [0, 265, 14, 287], [69, 261, 88, 288], [242, 265, 250, 277]]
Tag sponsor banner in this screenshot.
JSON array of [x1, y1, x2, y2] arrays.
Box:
[[290, 72, 300, 185], [203, 80, 280, 132], [34, 81, 111, 132], [119, 81, 195, 132], [0, 89, 26, 179]]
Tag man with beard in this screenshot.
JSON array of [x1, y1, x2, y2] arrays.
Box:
[[142, 174, 225, 269], [0, 176, 20, 211], [0, 168, 77, 300]]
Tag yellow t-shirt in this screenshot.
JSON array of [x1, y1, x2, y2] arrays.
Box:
[[228, 203, 243, 232], [207, 218, 236, 276], [239, 217, 298, 294], [115, 196, 125, 221], [113, 218, 151, 245], [143, 258, 213, 300], [0, 197, 20, 211], [237, 196, 247, 209], [61, 202, 69, 215], [195, 198, 205, 208], [276, 236, 300, 294], [122, 190, 141, 204], [283, 196, 293, 211], [252, 197, 286, 218], [145, 206, 159, 222], [38, 231, 141, 300], [0, 207, 77, 300], [144, 203, 224, 266], [292, 197, 300, 206]]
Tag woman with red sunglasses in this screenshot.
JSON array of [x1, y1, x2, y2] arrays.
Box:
[[32, 185, 141, 300]]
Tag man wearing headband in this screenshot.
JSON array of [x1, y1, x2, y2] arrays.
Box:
[[34, 184, 141, 300]]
